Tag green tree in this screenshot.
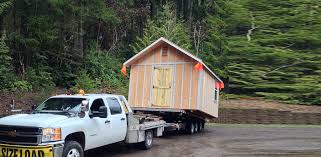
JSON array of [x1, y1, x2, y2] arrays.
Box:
[[201, 1, 230, 81], [0, 33, 15, 90], [0, 0, 12, 14], [82, 47, 128, 95], [225, 0, 321, 104], [0, 0, 14, 90], [131, 3, 192, 53]]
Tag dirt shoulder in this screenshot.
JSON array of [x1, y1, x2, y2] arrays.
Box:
[[0, 91, 54, 115], [221, 98, 321, 113]]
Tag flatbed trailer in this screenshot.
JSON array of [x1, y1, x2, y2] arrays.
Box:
[[131, 108, 206, 134]]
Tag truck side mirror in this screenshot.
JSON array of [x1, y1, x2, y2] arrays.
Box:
[[98, 106, 108, 118], [89, 106, 108, 118]]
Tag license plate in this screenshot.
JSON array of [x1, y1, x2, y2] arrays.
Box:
[[0, 144, 53, 157]]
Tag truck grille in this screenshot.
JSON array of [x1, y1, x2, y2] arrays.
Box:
[[0, 125, 41, 145]]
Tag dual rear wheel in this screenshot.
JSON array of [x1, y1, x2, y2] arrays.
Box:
[[187, 121, 204, 134]]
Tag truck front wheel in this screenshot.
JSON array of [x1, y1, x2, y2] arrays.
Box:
[[62, 141, 84, 157], [140, 130, 153, 150]]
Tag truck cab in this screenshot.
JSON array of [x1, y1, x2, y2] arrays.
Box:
[[0, 94, 134, 157]]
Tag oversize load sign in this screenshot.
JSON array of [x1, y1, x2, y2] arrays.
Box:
[[0, 144, 53, 157]]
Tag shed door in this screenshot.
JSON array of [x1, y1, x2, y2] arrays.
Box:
[[152, 66, 173, 107]]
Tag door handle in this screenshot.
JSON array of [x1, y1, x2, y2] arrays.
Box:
[[105, 120, 111, 124], [120, 117, 126, 121]]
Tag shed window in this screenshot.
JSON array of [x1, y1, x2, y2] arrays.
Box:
[[213, 89, 219, 101]]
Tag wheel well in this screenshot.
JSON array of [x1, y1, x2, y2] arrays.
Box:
[[65, 132, 85, 149]]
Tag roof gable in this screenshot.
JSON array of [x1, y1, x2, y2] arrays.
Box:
[[123, 37, 222, 82]]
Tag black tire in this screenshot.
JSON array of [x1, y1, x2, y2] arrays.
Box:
[[198, 122, 203, 132], [140, 130, 153, 150], [187, 122, 194, 134], [194, 122, 199, 133], [62, 141, 84, 157]]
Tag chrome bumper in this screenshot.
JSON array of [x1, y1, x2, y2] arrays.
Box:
[[52, 143, 64, 157], [40, 141, 64, 157]]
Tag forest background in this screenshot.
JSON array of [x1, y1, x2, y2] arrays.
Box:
[[0, 0, 320, 105]]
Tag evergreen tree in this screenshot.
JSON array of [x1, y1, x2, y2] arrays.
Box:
[[0, 33, 14, 90], [0, 0, 12, 14], [131, 3, 192, 53], [201, 0, 230, 80], [0, 0, 320, 105], [225, 0, 321, 104], [0, 0, 14, 90]]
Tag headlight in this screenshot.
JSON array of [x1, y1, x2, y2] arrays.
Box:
[[42, 128, 61, 142]]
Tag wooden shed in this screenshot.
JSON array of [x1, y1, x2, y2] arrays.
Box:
[[123, 37, 224, 118]]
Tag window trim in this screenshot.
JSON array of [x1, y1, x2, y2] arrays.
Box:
[[213, 88, 219, 102]]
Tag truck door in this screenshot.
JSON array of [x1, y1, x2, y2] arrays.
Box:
[[106, 97, 127, 143], [86, 98, 111, 149]]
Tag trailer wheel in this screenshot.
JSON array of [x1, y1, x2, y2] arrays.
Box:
[[187, 122, 195, 134], [62, 141, 84, 157], [140, 130, 153, 150], [194, 122, 199, 133], [198, 122, 203, 132]]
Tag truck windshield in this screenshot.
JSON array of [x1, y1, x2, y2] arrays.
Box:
[[35, 98, 86, 112]]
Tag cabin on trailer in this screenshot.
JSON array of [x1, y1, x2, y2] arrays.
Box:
[[122, 37, 224, 118]]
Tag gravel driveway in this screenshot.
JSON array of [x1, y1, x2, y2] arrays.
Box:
[[85, 124, 321, 157]]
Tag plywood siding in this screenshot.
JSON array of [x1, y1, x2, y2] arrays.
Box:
[[139, 44, 193, 64], [136, 66, 144, 107], [168, 47, 176, 62], [142, 66, 152, 107], [200, 71, 219, 117], [173, 64, 183, 109], [181, 64, 192, 109], [155, 46, 162, 63], [129, 65, 137, 107], [141, 51, 154, 64], [190, 67, 199, 109]]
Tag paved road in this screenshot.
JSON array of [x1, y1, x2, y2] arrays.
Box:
[[85, 124, 321, 157]]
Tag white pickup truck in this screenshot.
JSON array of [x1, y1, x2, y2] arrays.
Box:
[[0, 94, 165, 157]]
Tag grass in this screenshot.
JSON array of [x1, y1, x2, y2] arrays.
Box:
[[220, 93, 251, 100]]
